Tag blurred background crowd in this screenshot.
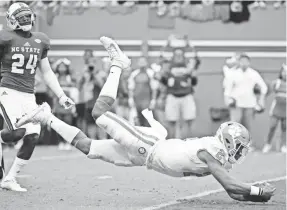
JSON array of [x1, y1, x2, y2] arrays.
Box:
[[0, 0, 286, 153]]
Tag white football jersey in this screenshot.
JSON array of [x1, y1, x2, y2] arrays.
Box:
[[146, 136, 229, 177]]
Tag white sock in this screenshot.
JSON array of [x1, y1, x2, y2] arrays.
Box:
[[6, 157, 28, 180], [99, 66, 122, 100], [48, 115, 80, 144]]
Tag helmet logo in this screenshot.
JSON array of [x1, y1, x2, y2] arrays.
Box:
[[228, 125, 242, 140]]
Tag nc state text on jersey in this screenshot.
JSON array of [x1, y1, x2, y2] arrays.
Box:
[[11, 46, 40, 54]]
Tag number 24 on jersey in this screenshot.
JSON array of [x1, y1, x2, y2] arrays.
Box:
[[11, 53, 38, 74]]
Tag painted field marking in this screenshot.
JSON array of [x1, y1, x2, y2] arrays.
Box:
[[15, 174, 113, 180], [142, 176, 287, 210], [4, 154, 83, 163], [16, 174, 32, 178], [97, 176, 113, 180]]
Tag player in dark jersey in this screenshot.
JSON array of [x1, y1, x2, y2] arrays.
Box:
[[0, 2, 75, 192]]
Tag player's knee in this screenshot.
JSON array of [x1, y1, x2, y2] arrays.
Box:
[[75, 139, 91, 155], [92, 96, 115, 121], [1, 128, 26, 143], [17, 133, 39, 160], [87, 153, 102, 160], [72, 132, 92, 155]]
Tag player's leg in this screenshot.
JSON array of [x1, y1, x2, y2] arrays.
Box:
[[92, 71, 158, 155], [0, 100, 27, 144], [0, 116, 26, 182], [0, 128, 27, 144], [15, 104, 134, 166], [1, 129, 40, 192], [0, 127, 27, 177], [50, 118, 134, 166], [0, 92, 41, 192], [0, 90, 33, 191], [91, 36, 130, 121]]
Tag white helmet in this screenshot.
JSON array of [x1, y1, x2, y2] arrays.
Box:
[[6, 2, 35, 32], [216, 121, 251, 164]]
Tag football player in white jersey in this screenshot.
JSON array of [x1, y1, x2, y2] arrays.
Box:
[[16, 37, 276, 203]]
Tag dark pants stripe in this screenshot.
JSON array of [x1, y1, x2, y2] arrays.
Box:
[[0, 102, 14, 131]]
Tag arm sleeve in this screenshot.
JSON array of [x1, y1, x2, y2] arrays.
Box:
[[41, 33, 51, 59], [39, 57, 65, 98], [254, 71, 268, 95]]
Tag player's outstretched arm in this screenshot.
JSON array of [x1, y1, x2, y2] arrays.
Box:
[[198, 150, 276, 202], [39, 57, 75, 109]]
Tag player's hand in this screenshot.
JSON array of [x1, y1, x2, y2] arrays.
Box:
[[245, 182, 276, 202], [59, 95, 75, 110], [256, 182, 276, 200]]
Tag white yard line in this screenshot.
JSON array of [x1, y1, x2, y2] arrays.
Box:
[[142, 176, 287, 210], [4, 153, 83, 163]]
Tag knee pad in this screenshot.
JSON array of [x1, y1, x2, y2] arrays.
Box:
[[92, 96, 115, 121], [1, 128, 26, 143]]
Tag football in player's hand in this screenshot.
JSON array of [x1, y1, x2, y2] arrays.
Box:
[[253, 182, 271, 188]]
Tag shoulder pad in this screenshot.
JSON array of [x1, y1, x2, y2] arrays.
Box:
[[202, 137, 229, 165]]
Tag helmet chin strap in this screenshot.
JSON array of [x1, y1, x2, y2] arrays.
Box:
[[20, 24, 32, 31]]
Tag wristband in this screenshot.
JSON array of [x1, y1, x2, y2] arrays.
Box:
[[250, 186, 263, 195], [58, 93, 65, 99]]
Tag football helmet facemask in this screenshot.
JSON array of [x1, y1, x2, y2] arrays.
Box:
[[6, 2, 35, 32], [216, 121, 251, 164]]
